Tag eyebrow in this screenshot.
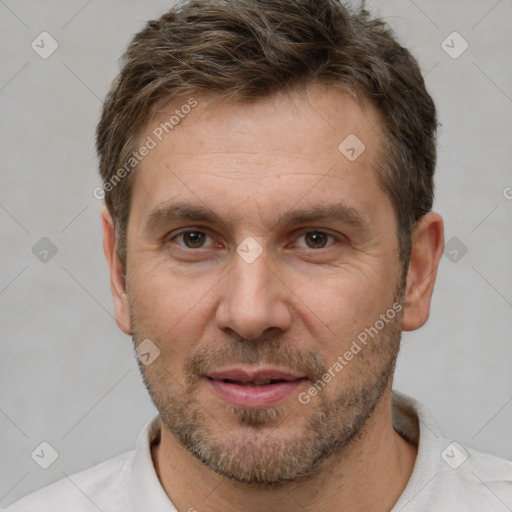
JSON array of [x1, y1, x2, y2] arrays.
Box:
[[145, 202, 226, 232], [276, 202, 369, 230], [145, 200, 370, 233]]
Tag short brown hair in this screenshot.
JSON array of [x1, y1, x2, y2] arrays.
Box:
[[96, 0, 437, 273]]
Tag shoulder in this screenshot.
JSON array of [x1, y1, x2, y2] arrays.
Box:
[[429, 442, 512, 510], [391, 391, 512, 510], [3, 450, 134, 512], [465, 444, 512, 494]]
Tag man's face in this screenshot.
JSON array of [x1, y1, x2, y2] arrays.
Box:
[[122, 88, 405, 484]]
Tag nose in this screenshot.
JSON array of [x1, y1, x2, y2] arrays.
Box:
[[214, 246, 292, 340]]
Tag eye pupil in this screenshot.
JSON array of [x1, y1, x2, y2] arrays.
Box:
[[306, 232, 328, 248], [184, 231, 206, 248], [178, 231, 332, 250]]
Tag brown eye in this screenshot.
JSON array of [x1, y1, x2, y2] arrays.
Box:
[[174, 231, 212, 249], [296, 231, 335, 249]]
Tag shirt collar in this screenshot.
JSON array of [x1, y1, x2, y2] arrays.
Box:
[[128, 415, 177, 511], [127, 390, 443, 511], [390, 390, 446, 510]]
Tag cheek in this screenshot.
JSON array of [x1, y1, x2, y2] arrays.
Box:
[[287, 264, 393, 337], [128, 271, 215, 352]]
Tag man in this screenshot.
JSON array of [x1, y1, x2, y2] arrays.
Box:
[[6, 0, 512, 510]]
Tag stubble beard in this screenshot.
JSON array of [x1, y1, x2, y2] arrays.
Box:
[[131, 293, 404, 487]]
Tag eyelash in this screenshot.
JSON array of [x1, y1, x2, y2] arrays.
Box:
[[166, 228, 344, 251]]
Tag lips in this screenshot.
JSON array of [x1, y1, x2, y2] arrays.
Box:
[[205, 367, 307, 408], [208, 368, 303, 383], [218, 379, 284, 386]]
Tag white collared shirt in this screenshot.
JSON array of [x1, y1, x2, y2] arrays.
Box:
[[4, 391, 512, 511]]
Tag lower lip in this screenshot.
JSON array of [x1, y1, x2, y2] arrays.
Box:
[[206, 378, 307, 408]]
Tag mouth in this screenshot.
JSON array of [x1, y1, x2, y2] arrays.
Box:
[[214, 378, 294, 386], [205, 368, 308, 408]]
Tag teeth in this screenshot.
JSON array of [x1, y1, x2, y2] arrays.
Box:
[[223, 379, 274, 386], [252, 380, 272, 386], [223, 379, 280, 386]]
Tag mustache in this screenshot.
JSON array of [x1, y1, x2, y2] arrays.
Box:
[[185, 336, 328, 385]]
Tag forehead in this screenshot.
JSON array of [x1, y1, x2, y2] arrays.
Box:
[[143, 87, 381, 159], [130, 87, 388, 228]]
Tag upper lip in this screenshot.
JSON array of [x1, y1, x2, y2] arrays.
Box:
[[206, 367, 306, 382]]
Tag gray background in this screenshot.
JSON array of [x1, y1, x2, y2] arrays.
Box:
[[1, 0, 511, 507]]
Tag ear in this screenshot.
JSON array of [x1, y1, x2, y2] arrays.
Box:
[[101, 207, 132, 335], [401, 212, 444, 331]]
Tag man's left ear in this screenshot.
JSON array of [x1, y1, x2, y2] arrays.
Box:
[[401, 212, 444, 331]]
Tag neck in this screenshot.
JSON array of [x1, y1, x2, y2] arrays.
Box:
[[152, 391, 417, 512]]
